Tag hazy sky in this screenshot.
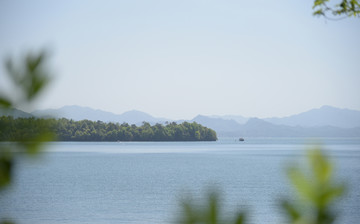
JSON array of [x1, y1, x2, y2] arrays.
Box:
[[0, 0, 359, 119]]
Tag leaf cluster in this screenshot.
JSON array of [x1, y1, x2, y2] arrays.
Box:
[[177, 190, 246, 224], [1, 51, 51, 109], [0, 52, 53, 189], [313, 0, 360, 19], [281, 149, 345, 224]]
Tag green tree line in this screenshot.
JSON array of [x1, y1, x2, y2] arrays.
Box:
[[0, 116, 217, 142]]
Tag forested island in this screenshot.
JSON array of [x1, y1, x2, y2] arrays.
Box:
[[0, 116, 217, 141]]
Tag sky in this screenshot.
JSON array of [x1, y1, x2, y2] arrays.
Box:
[[0, 0, 359, 120]]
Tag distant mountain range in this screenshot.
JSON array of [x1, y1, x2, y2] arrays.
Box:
[[192, 116, 360, 138], [0, 108, 33, 118], [1, 105, 360, 137], [264, 105, 360, 129], [31, 105, 167, 124], [191, 106, 360, 137]]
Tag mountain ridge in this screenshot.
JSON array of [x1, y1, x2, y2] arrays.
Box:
[[264, 105, 360, 129], [32, 105, 166, 125], [1, 105, 360, 137]]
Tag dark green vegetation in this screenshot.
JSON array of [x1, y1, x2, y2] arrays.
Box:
[[0, 116, 217, 142]]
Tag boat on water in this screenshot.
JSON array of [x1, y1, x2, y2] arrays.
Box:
[[239, 137, 245, 141]]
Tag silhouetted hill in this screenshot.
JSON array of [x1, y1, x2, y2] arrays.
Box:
[[210, 115, 248, 124], [190, 116, 360, 137], [118, 110, 165, 124], [236, 118, 360, 137], [264, 105, 360, 128], [0, 108, 33, 118], [32, 105, 166, 124], [191, 115, 242, 133], [32, 105, 118, 121]]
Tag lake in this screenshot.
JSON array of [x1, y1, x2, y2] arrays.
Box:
[[1, 138, 359, 224]]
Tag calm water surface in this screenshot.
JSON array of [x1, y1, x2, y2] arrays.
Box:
[[1, 138, 359, 224]]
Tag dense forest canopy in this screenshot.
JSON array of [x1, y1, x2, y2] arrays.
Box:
[[0, 116, 217, 142]]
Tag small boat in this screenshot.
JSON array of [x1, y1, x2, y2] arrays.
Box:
[[239, 138, 245, 141]]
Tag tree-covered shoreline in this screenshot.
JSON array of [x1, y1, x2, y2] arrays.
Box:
[[0, 116, 217, 142]]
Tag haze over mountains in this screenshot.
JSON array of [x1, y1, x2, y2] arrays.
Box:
[[2, 105, 360, 137], [264, 105, 360, 129], [31, 106, 167, 124]]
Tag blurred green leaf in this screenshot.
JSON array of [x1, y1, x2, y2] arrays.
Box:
[[207, 192, 218, 224], [233, 212, 246, 224], [0, 155, 12, 188], [313, 0, 328, 7], [0, 51, 52, 191], [287, 166, 315, 202], [177, 190, 247, 224], [282, 148, 345, 224], [4, 51, 51, 103], [313, 9, 325, 16], [26, 52, 43, 72], [308, 149, 333, 184], [20, 131, 54, 155], [0, 97, 12, 109], [5, 59, 21, 85], [281, 200, 301, 221], [313, 0, 360, 18], [0, 220, 15, 224]]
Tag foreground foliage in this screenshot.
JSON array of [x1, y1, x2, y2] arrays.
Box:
[[313, 0, 360, 19], [0, 116, 217, 142], [178, 148, 345, 224], [177, 190, 246, 224], [0, 51, 53, 189], [0, 51, 54, 224], [281, 149, 345, 224]]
